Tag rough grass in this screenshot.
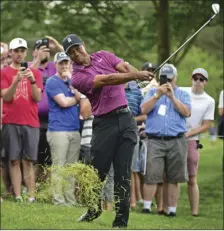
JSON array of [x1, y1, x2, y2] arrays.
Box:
[[1, 138, 223, 230]]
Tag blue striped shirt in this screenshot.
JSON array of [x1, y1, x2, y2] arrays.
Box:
[[142, 87, 191, 136], [125, 81, 143, 116]]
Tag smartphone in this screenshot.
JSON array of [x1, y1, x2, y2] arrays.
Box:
[[21, 62, 28, 70], [160, 75, 167, 85], [41, 38, 49, 48]]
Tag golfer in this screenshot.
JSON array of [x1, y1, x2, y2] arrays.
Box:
[[62, 34, 153, 228]]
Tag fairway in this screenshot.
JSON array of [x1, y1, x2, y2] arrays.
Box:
[[1, 138, 223, 230]]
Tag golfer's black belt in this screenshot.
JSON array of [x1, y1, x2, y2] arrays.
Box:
[[109, 105, 130, 114], [96, 105, 130, 117], [146, 133, 184, 141]]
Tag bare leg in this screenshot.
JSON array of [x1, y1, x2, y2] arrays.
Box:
[[22, 160, 36, 198], [188, 175, 199, 215], [130, 172, 136, 208], [167, 183, 179, 208], [163, 182, 168, 213], [9, 160, 22, 197], [134, 172, 143, 202], [143, 183, 157, 210], [155, 183, 163, 211]]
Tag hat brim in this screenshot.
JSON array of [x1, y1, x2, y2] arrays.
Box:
[[192, 73, 208, 80], [55, 58, 70, 63], [65, 43, 83, 54], [10, 45, 27, 50]]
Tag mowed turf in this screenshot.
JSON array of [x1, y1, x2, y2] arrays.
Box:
[[1, 138, 223, 230]]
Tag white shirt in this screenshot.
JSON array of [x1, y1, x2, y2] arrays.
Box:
[[180, 87, 215, 140], [218, 90, 223, 109]]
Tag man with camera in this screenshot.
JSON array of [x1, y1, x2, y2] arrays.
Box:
[[0, 38, 43, 202], [141, 63, 191, 216], [30, 36, 63, 170], [181, 68, 215, 216]]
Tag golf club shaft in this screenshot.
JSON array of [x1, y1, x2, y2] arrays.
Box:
[[153, 13, 217, 74]]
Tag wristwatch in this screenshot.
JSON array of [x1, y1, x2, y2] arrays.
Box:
[[154, 92, 160, 99], [80, 94, 87, 100], [30, 80, 36, 85]]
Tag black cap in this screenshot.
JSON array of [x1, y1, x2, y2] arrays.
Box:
[[62, 34, 83, 54], [142, 62, 157, 71]]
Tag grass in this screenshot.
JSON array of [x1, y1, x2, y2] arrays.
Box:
[[1, 138, 223, 230]]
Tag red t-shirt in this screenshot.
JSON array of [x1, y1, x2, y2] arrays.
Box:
[[1, 66, 43, 127]]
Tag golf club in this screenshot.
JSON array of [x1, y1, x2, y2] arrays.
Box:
[[152, 3, 220, 74]]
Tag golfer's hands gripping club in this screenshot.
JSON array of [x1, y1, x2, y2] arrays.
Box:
[[136, 71, 154, 81]]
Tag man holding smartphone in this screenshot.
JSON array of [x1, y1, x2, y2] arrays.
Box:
[[0, 38, 43, 202], [141, 63, 191, 216]]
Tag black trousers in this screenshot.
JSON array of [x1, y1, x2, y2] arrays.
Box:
[[90, 110, 137, 226]]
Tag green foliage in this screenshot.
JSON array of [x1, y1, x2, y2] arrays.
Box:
[[35, 162, 103, 210]]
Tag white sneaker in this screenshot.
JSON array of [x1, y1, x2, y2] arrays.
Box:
[[28, 197, 35, 203], [15, 196, 23, 203]]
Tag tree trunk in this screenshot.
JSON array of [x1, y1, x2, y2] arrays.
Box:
[[157, 0, 170, 65]]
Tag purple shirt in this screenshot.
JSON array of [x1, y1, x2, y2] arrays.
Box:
[[71, 50, 128, 116], [29, 61, 56, 117]]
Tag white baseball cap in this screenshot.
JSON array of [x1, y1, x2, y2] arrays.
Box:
[[192, 68, 208, 80], [9, 38, 28, 50], [159, 63, 177, 79], [54, 52, 70, 63]]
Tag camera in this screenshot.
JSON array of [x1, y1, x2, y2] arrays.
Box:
[[160, 75, 168, 85], [196, 140, 203, 149], [36, 38, 49, 49]]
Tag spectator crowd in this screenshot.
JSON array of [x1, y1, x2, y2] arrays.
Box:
[[0, 35, 223, 227]]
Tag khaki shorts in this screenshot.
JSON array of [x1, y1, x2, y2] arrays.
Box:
[[144, 136, 188, 184], [187, 140, 200, 176]]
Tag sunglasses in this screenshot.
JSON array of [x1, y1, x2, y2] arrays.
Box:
[[192, 76, 207, 82]]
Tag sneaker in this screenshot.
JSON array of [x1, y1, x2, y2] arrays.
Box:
[[28, 197, 36, 203], [157, 210, 166, 215], [192, 214, 199, 217], [77, 209, 102, 222], [166, 212, 176, 217], [112, 221, 127, 228], [141, 208, 151, 214], [15, 196, 23, 203]]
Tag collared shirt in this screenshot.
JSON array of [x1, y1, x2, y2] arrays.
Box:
[[125, 81, 143, 117], [142, 87, 191, 136], [45, 76, 80, 131], [70, 50, 128, 116]]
